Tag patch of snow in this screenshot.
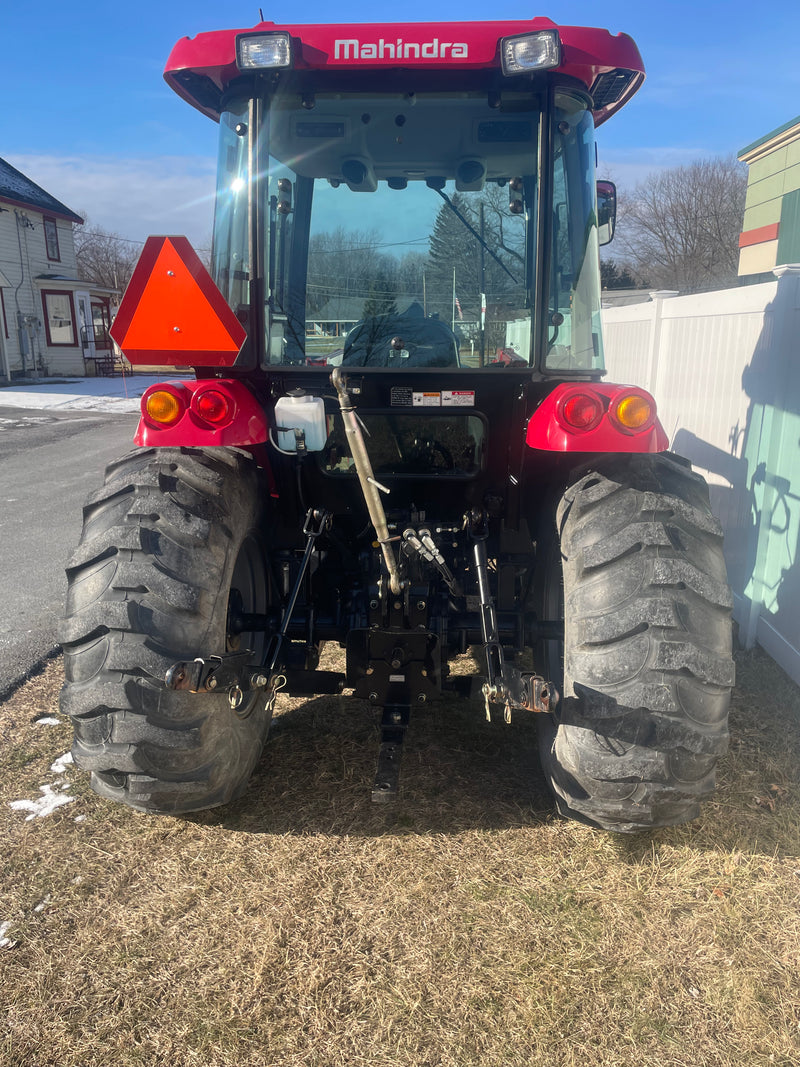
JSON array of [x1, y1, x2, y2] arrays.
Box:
[[33, 895, 52, 914], [9, 783, 75, 821], [34, 717, 62, 726], [50, 752, 73, 775], [74, 815, 87, 824], [0, 374, 191, 414], [0, 416, 51, 427], [0, 921, 17, 949]]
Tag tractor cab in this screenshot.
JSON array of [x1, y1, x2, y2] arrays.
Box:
[[162, 19, 644, 377]]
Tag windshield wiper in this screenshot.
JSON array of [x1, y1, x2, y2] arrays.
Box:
[[432, 187, 518, 284]]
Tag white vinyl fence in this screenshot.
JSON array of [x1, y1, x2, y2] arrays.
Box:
[[602, 266, 800, 685]]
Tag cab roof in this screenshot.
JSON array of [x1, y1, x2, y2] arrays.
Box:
[[165, 18, 644, 127]]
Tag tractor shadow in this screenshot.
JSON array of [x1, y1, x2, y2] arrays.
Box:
[[193, 683, 555, 837], [188, 648, 800, 856], [186, 640, 797, 857]]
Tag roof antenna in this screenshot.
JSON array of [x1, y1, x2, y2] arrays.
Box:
[[258, 7, 264, 20]]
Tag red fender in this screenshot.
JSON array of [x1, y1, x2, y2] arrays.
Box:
[[134, 378, 268, 448], [134, 378, 278, 494], [526, 382, 668, 452]]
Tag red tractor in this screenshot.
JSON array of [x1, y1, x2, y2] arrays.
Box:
[[60, 18, 734, 831]]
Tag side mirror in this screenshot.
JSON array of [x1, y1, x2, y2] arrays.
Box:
[[596, 180, 616, 246]]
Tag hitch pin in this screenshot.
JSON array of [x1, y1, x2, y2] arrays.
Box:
[[482, 681, 514, 724], [367, 476, 391, 495]]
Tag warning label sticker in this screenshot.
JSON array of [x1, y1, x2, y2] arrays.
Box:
[[390, 386, 413, 406], [390, 388, 476, 408], [442, 390, 475, 407]]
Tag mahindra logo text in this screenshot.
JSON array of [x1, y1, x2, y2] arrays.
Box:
[[334, 38, 469, 61]]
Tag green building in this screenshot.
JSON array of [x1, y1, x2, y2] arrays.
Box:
[[738, 115, 800, 280]]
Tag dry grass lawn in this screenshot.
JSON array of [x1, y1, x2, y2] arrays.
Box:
[[1, 646, 799, 1067]]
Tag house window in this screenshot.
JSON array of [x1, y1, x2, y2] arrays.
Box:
[[41, 290, 77, 346], [43, 217, 60, 262]]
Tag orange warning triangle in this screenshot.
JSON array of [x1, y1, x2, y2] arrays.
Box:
[[110, 236, 247, 367]]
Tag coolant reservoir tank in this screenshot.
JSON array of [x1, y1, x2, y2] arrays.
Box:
[[274, 392, 327, 452]]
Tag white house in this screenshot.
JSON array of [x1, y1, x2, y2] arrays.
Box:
[[0, 157, 118, 380]]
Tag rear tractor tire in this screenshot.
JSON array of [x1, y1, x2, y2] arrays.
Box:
[[537, 453, 734, 832], [59, 446, 273, 814]]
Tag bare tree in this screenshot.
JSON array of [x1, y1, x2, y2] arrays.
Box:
[[616, 157, 747, 293], [306, 226, 387, 315], [73, 221, 141, 292]]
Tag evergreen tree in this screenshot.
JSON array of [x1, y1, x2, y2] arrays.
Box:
[[425, 190, 526, 323], [426, 194, 481, 321], [362, 269, 398, 319], [600, 258, 640, 289]]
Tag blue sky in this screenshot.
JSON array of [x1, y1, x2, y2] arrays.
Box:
[[3, 0, 798, 248]]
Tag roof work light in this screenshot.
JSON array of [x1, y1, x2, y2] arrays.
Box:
[[501, 31, 561, 75], [236, 32, 292, 70]]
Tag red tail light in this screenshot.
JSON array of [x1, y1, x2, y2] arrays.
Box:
[[558, 390, 604, 432], [193, 388, 233, 426]]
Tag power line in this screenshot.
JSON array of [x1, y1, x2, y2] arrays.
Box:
[[310, 236, 429, 253], [74, 225, 212, 255]]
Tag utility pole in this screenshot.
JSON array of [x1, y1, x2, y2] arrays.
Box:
[[479, 202, 486, 366]]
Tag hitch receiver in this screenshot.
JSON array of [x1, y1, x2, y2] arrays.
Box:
[[372, 704, 411, 802]]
